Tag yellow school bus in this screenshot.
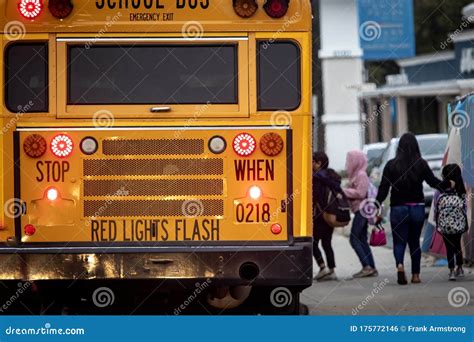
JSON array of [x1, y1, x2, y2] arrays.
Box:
[[0, 0, 312, 313]]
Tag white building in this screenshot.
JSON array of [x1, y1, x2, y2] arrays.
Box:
[[318, 0, 364, 170]]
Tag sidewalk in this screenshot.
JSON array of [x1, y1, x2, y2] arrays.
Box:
[[303, 232, 473, 315]]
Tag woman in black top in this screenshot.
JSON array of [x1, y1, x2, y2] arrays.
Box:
[[376, 133, 452, 285]]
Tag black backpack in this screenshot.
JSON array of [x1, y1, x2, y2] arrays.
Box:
[[323, 187, 351, 228]]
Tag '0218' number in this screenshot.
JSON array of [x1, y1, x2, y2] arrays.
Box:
[[236, 203, 271, 223]]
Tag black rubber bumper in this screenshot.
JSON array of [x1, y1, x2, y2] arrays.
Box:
[[0, 238, 313, 289]]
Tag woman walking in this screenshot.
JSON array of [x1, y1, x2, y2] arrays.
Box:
[[376, 133, 452, 285], [435, 164, 468, 281], [344, 151, 377, 278], [312, 152, 340, 281]]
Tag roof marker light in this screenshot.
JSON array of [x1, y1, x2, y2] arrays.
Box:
[[233, 0, 258, 18], [263, 0, 289, 18], [19, 0, 43, 19], [49, 0, 73, 19]]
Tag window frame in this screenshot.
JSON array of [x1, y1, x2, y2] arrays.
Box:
[[249, 33, 308, 116], [56, 36, 249, 119], [256, 40, 302, 111], [3, 35, 55, 117]]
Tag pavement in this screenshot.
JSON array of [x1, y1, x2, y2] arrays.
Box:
[[302, 232, 474, 315]]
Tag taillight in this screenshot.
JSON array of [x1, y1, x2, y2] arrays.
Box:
[[233, 0, 258, 18], [260, 132, 284, 156], [233, 133, 256, 156], [18, 0, 43, 19], [23, 134, 47, 158], [24, 224, 36, 236], [263, 0, 289, 18], [45, 187, 59, 201], [48, 0, 73, 19], [51, 134, 73, 158]]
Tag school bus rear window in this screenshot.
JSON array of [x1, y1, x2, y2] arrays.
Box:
[[5, 43, 48, 113], [67, 44, 238, 105], [257, 41, 301, 111]]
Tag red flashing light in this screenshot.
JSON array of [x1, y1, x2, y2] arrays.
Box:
[[263, 0, 289, 18], [51, 134, 73, 158], [233, 133, 256, 157], [18, 0, 43, 19], [24, 224, 36, 236], [46, 187, 59, 201], [49, 0, 73, 19]]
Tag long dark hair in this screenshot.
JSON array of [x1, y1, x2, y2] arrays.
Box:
[[393, 132, 423, 180], [442, 164, 466, 196]]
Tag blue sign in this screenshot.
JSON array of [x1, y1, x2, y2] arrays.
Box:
[[0, 316, 472, 342], [357, 0, 415, 61]]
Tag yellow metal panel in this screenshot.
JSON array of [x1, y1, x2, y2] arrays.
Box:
[[0, 0, 311, 33], [18, 128, 290, 243]]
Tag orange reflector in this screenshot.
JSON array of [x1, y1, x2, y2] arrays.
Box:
[[24, 224, 36, 236], [23, 134, 47, 158], [260, 132, 284, 156], [233, 0, 258, 18], [271, 223, 282, 235]]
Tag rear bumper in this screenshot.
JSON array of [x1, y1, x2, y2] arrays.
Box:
[[0, 239, 313, 289]]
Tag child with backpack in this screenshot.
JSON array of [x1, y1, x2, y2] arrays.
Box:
[[312, 152, 350, 281], [343, 150, 378, 278], [435, 164, 469, 281]]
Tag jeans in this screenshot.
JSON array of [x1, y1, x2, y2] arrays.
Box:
[[350, 211, 375, 268], [390, 205, 425, 274], [442, 233, 464, 269], [313, 222, 335, 269]]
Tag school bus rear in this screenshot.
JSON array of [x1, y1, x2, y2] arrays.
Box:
[[0, 0, 312, 311]]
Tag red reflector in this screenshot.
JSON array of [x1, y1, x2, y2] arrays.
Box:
[[233, 133, 256, 156], [23, 134, 47, 158], [48, 0, 73, 19], [18, 0, 43, 19], [263, 0, 289, 18], [24, 224, 36, 236], [51, 134, 73, 158], [271, 223, 282, 235]]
